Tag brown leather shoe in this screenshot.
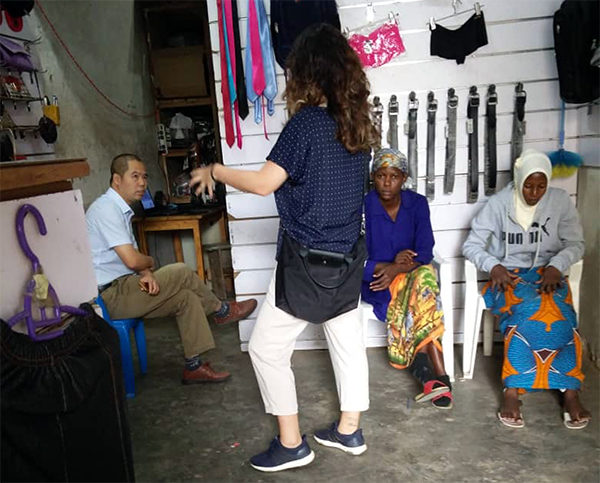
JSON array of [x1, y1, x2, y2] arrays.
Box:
[[214, 299, 258, 325], [181, 362, 231, 384]]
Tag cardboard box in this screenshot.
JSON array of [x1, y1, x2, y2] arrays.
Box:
[[151, 46, 207, 98]]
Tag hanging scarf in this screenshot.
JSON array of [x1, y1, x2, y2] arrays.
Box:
[[246, 0, 277, 138], [222, 0, 243, 148], [231, 0, 249, 120], [512, 149, 553, 231], [217, 0, 234, 147]]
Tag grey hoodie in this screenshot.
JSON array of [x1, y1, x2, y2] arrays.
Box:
[[462, 182, 584, 274]]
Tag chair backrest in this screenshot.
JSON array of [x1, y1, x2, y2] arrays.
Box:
[[95, 294, 112, 323]]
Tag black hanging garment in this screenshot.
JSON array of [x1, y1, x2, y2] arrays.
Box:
[[430, 13, 488, 65], [553, 0, 600, 104], [231, 0, 249, 119], [1, 306, 135, 482], [270, 0, 341, 69]]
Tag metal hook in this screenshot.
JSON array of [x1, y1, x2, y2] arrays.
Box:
[[16, 204, 47, 274]]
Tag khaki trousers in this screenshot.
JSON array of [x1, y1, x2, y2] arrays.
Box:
[[248, 270, 370, 416], [101, 263, 220, 358]]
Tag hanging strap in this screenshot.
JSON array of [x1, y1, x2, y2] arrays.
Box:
[[387, 94, 399, 150], [484, 84, 498, 196], [510, 82, 527, 175], [443, 88, 458, 194], [217, 0, 234, 147], [466, 85, 480, 204], [405, 91, 419, 192], [372, 96, 384, 149], [426, 91, 438, 201]]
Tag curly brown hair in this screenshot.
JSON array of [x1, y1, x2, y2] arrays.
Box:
[[284, 24, 376, 154]]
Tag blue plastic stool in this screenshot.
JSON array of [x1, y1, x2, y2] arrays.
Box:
[[96, 294, 147, 398]]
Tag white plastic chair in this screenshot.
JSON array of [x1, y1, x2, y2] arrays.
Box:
[[462, 259, 583, 380], [360, 252, 455, 382]]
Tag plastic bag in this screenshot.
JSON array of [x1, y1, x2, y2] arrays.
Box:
[[347, 20, 405, 69]]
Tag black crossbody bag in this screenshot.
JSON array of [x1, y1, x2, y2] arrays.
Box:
[[274, 162, 369, 324]]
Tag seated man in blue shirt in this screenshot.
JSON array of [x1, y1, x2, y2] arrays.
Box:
[[86, 153, 257, 384]]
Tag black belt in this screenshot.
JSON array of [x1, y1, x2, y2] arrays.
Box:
[[485, 84, 498, 196], [443, 88, 458, 194], [426, 91, 438, 201], [98, 282, 112, 294], [405, 91, 419, 192], [372, 96, 384, 149], [510, 82, 527, 175], [388, 94, 399, 150], [466, 85, 480, 204]]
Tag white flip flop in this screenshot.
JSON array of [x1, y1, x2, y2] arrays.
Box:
[[497, 411, 525, 428], [563, 411, 589, 430]]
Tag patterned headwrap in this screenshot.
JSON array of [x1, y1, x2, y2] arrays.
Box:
[[371, 148, 408, 174]]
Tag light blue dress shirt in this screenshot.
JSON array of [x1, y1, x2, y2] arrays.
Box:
[[86, 188, 138, 286]]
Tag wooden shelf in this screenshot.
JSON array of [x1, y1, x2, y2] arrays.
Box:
[[170, 195, 191, 204], [163, 149, 188, 158], [157, 97, 213, 109], [0, 158, 90, 201]]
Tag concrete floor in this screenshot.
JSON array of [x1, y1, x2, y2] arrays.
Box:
[[127, 319, 599, 483]]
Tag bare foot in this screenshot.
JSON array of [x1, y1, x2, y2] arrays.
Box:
[[564, 390, 592, 423], [500, 388, 522, 422]]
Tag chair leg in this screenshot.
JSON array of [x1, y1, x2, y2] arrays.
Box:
[[114, 325, 136, 398], [483, 311, 494, 356], [465, 296, 485, 379], [134, 322, 148, 375]]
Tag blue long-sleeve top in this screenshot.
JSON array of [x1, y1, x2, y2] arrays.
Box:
[[361, 189, 435, 321]]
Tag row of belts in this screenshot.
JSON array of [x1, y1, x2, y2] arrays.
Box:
[[510, 82, 527, 175], [372, 95, 384, 149], [405, 91, 419, 191], [444, 88, 458, 195], [466, 85, 480, 204], [484, 84, 498, 196], [426, 91, 438, 201]]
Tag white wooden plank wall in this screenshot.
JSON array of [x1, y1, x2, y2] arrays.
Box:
[[207, 0, 584, 349]]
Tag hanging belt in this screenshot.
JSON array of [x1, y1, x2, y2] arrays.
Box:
[[466, 85, 480, 204], [387, 94, 399, 150], [444, 88, 458, 194], [484, 84, 498, 196], [510, 82, 527, 174], [426, 91, 438, 201], [405, 91, 419, 192], [372, 96, 384, 149]]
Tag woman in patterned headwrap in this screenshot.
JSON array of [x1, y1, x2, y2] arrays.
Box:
[[362, 148, 452, 409]]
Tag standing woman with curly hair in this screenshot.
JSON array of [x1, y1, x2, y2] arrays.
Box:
[[191, 24, 376, 472]]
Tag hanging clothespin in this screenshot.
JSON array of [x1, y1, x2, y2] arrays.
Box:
[[452, 0, 462, 14], [474, 2, 482, 16], [388, 11, 395, 23], [366, 3, 375, 23], [429, 17, 436, 30]]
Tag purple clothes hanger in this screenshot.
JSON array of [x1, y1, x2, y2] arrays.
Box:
[[6, 204, 87, 341]]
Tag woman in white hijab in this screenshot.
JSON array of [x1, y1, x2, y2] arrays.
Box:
[[463, 149, 590, 430]]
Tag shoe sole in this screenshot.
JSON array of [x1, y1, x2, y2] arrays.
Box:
[[250, 450, 315, 472], [414, 385, 450, 403], [181, 376, 231, 385], [313, 435, 367, 455]]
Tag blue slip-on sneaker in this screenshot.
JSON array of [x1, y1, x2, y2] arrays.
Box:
[[313, 421, 367, 455], [250, 435, 315, 472]]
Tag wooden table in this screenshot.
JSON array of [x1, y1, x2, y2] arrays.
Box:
[[134, 208, 227, 280]]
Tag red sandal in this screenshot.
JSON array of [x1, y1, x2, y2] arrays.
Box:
[[415, 380, 450, 403]]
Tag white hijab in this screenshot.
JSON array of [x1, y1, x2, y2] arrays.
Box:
[[513, 149, 553, 231]]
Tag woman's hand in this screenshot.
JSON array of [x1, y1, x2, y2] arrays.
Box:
[[370, 263, 401, 292], [395, 249, 417, 266], [490, 264, 520, 292], [538, 265, 563, 293], [190, 166, 216, 198]]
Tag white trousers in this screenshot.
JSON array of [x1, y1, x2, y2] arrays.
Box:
[[248, 270, 370, 416]]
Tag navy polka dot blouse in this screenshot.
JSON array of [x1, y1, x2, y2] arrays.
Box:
[[269, 106, 369, 255]]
